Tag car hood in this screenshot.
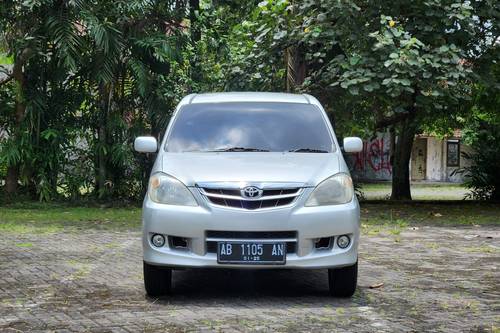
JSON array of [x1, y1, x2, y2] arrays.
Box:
[[159, 153, 340, 187]]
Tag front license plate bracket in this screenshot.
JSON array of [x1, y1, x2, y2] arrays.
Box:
[[217, 241, 286, 265]]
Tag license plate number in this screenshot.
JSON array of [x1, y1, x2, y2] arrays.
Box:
[[217, 242, 286, 264]]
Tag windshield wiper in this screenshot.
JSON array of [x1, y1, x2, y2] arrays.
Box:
[[288, 148, 328, 153], [209, 146, 270, 152]]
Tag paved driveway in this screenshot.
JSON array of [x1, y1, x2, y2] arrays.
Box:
[[0, 225, 498, 332]]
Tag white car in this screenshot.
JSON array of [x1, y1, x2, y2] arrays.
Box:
[[135, 92, 362, 297]]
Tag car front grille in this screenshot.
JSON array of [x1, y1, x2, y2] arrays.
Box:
[[198, 185, 303, 210], [205, 230, 297, 254]]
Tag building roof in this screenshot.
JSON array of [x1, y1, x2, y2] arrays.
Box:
[[417, 129, 463, 139], [183, 92, 314, 105]]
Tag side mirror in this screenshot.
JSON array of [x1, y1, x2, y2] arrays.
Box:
[[343, 137, 363, 153], [134, 136, 157, 153]]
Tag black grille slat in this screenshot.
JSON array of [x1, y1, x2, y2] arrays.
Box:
[[210, 197, 226, 206], [226, 199, 242, 207], [206, 241, 218, 253], [207, 230, 296, 239], [222, 189, 241, 196], [262, 189, 281, 196], [262, 188, 296, 196], [204, 188, 241, 196], [242, 201, 261, 210], [259, 199, 275, 208]]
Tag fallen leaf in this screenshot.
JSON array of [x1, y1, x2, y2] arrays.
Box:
[[464, 234, 479, 240], [369, 282, 384, 289]]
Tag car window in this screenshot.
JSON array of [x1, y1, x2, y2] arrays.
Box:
[[165, 102, 335, 153]]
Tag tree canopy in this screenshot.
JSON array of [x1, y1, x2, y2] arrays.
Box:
[[1, 0, 499, 202]]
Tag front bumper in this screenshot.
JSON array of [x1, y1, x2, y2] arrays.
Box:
[[142, 187, 360, 269]]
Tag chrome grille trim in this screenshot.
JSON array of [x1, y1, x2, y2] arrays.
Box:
[[196, 181, 307, 190], [199, 188, 303, 201], [196, 182, 305, 210]]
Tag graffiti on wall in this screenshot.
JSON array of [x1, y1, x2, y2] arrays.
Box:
[[346, 133, 392, 180]]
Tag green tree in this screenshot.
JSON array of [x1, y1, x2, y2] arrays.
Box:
[[1, 0, 194, 201], [455, 57, 500, 201], [0, 0, 86, 199], [226, 0, 499, 200]]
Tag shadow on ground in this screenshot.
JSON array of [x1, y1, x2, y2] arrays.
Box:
[[172, 268, 330, 297]]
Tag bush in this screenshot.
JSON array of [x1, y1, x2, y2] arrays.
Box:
[[454, 122, 500, 200]]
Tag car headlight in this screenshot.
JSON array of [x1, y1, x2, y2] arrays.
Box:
[[148, 173, 198, 206], [305, 173, 354, 206]]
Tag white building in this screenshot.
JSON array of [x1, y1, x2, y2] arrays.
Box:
[[347, 130, 472, 183]]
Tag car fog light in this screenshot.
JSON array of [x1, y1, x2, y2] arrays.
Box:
[[337, 235, 350, 249], [151, 234, 165, 247]]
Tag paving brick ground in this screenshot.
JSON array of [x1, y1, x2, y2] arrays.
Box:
[[0, 225, 499, 332]]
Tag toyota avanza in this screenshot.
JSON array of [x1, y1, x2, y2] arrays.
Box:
[[134, 92, 363, 297]]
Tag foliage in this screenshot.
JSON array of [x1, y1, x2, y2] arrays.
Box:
[[228, 0, 498, 136], [0, 0, 194, 202], [456, 122, 500, 201], [0, 0, 499, 202], [224, 0, 290, 91], [454, 59, 500, 201]]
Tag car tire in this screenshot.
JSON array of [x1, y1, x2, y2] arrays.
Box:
[[143, 261, 172, 296], [328, 261, 357, 297]]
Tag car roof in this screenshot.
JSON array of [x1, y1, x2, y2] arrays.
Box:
[[180, 92, 315, 106]]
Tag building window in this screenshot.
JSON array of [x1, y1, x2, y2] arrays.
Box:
[[446, 140, 460, 167]]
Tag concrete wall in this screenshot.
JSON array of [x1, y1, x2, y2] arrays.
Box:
[[419, 136, 472, 182], [347, 131, 392, 181], [426, 137, 444, 181], [410, 138, 427, 180]]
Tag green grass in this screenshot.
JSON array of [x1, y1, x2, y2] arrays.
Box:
[[360, 182, 469, 200], [362, 182, 465, 189], [361, 202, 500, 226], [15, 242, 33, 248], [0, 202, 141, 233], [0, 201, 498, 235]]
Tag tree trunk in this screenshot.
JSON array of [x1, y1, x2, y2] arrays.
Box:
[[285, 47, 306, 92], [96, 83, 109, 199], [188, 0, 201, 87], [4, 55, 27, 195], [189, 0, 201, 43], [97, 125, 106, 198], [5, 166, 19, 194], [391, 115, 417, 200]]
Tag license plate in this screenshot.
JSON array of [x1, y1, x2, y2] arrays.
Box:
[[217, 241, 286, 265]]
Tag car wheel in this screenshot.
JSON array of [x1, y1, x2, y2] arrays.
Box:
[[328, 261, 357, 297], [143, 261, 172, 296]]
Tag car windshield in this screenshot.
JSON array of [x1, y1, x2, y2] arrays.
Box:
[[165, 102, 335, 153]]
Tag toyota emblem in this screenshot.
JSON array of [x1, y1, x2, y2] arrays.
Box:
[[241, 186, 263, 199]]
